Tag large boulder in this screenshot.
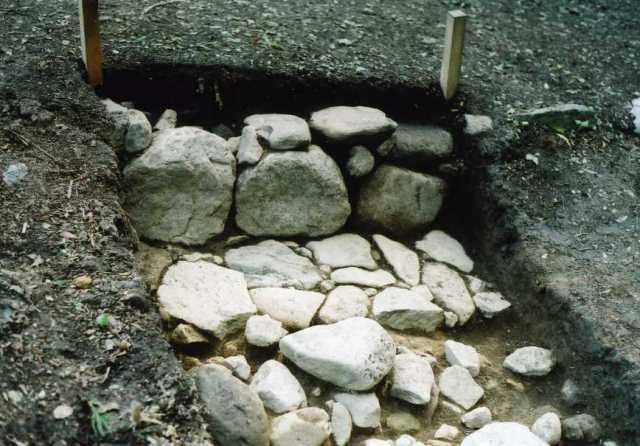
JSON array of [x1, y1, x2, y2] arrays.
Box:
[[194, 364, 270, 446], [235, 146, 351, 237], [123, 127, 235, 245], [309, 106, 397, 143], [279, 317, 395, 391], [355, 165, 446, 235], [244, 114, 311, 150], [386, 124, 453, 164], [157, 261, 256, 339]]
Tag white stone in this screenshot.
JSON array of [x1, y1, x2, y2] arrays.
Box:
[[125, 109, 153, 153], [416, 231, 474, 273], [465, 275, 491, 295], [410, 284, 434, 301], [444, 312, 458, 328], [237, 125, 264, 165], [464, 115, 493, 136], [461, 407, 492, 429], [373, 287, 444, 333], [331, 267, 396, 288], [434, 424, 460, 441], [319, 279, 336, 293], [225, 240, 322, 290], [270, 407, 331, 446], [461, 422, 548, 446], [245, 314, 288, 347], [395, 434, 425, 446], [373, 234, 420, 286], [318, 285, 369, 324], [473, 292, 511, 318], [328, 401, 352, 446], [390, 353, 435, 405], [250, 360, 306, 414], [244, 114, 311, 150], [157, 261, 256, 339], [444, 340, 481, 377], [154, 109, 177, 131], [631, 98, 640, 135], [222, 355, 251, 381], [226, 136, 240, 154], [333, 392, 381, 428], [123, 127, 235, 245], [347, 145, 375, 177], [309, 106, 397, 143], [531, 412, 561, 445], [279, 317, 395, 391], [307, 234, 377, 269], [503, 347, 555, 377], [422, 263, 475, 325], [250, 288, 325, 330], [364, 440, 394, 446], [439, 366, 484, 410]]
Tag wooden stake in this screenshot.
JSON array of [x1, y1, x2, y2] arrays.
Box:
[[440, 10, 467, 100], [79, 0, 103, 87]]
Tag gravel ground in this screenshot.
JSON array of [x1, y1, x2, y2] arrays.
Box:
[[0, 0, 639, 444]]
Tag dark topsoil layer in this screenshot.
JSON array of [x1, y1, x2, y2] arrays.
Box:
[[1, 0, 639, 444]]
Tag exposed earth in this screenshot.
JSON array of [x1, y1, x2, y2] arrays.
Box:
[[0, 0, 639, 445]]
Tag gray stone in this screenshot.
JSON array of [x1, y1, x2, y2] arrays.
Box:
[[223, 355, 251, 381], [318, 285, 369, 324], [372, 287, 444, 333], [390, 353, 435, 405], [250, 360, 306, 414], [327, 401, 352, 446], [244, 114, 311, 150], [631, 98, 640, 135], [473, 292, 511, 318], [279, 317, 395, 391], [394, 434, 425, 446], [333, 392, 381, 428], [101, 99, 130, 148], [385, 412, 421, 433], [157, 261, 256, 339], [434, 424, 460, 441], [372, 235, 420, 286], [439, 366, 484, 410], [309, 106, 397, 143], [250, 288, 325, 330], [123, 127, 235, 245], [235, 146, 351, 236], [503, 347, 555, 377], [356, 165, 446, 235], [270, 408, 331, 446], [125, 109, 153, 153], [237, 125, 264, 165], [461, 422, 548, 446], [464, 115, 493, 136], [2, 163, 28, 187], [154, 109, 177, 131], [422, 263, 475, 326], [465, 275, 492, 295], [307, 234, 377, 270], [444, 312, 458, 328], [347, 145, 375, 177], [531, 412, 561, 445], [388, 124, 453, 163], [461, 407, 492, 429], [170, 323, 209, 345], [515, 103, 596, 129], [194, 364, 269, 446], [245, 314, 288, 347], [226, 136, 241, 154], [319, 279, 336, 293], [562, 414, 601, 442], [331, 267, 396, 288], [225, 240, 322, 290], [416, 231, 474, 273], [561, 379, 581, 407], [444, 340, 481, 377]]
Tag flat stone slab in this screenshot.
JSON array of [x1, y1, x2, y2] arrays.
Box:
[[307, 233, 377, 269], [422, 262, 475, 325], [461, 422, 548, 446], [309, 106, 397, 143], [416, 230, 474, 273], [372, 287, 444, 333], [444, 340, 481, 377], [279, 317, 395, 391], [225, 240, 322, 290], [503, 347, 555, 377], [250, 288, 325, 330], [157, 261, 256, 339], [473, 292, 511, 318], [318, 285, 370, 324], [439, 365, 484, 410], [372, 234, 420, 286], [333, 392, 381, 428], [244, 113, 311, 150], [250, 360, 307, 414], [331, 267, 396, 288], [390, 352, 435, 405]]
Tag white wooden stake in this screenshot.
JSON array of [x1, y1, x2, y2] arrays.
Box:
[[440, 10, 467, 100], [79, 0, 103, 87]]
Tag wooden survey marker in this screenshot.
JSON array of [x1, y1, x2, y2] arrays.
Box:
[[79, 0, 103, 87], [440, 10, 467, 100]]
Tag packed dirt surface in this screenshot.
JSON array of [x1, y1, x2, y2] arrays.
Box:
[[0, 0, 639, 445]]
